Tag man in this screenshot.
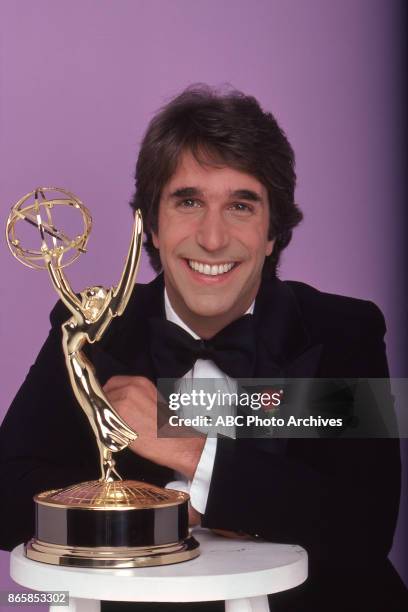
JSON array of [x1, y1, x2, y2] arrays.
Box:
[[1, 86, 407, 611]]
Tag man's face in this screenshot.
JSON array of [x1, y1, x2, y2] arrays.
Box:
[[152, 150, 274, 336]]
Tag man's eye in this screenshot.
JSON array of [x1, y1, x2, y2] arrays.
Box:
[[230, 202, 253, 213], [178, 199, 201, 208]]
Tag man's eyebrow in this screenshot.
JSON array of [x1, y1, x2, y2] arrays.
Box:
[[169, 187, 204, 198], [230, 189, 262, 202], [168, 187, 263, 201]]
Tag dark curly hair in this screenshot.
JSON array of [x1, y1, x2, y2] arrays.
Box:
[[130, 85, 302, 277]]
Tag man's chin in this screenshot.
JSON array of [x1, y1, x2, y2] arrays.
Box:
[[184, 297, 240, 320]]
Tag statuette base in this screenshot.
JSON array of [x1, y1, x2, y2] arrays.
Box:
[[25, 480, 199, 567], [25, 536, 200, 568]]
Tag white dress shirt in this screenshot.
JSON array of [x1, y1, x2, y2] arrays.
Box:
[[164, 289, 254, 514]]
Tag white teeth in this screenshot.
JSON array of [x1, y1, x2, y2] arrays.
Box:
[[188, 260, 235, 276]]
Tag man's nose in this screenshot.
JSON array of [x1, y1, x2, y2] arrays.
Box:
[[195, 209, 230, 252]]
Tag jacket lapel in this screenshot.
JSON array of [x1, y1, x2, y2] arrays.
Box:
[[254, 277, 322, 379], [249, 278, 323, 451], [88, 274, 165, 384]]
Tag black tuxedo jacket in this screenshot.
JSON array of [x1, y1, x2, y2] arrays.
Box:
[[1, 274, 407, 611]]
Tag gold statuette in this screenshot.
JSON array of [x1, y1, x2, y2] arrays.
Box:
[[6, 187, 199, 567]]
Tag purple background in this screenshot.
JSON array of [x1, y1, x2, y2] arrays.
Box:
[[0, 0, 406, 607]]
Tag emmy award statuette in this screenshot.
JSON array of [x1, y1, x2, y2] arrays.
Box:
[[6, 187, 199, 568]]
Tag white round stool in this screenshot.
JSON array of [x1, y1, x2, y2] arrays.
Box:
[[11, 528, 307, 612]]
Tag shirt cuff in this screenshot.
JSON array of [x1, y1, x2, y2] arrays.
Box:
[[165, 480, 190, 494], [189, 436, 217, 514]]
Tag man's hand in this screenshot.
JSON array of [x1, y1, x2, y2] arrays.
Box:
[[103, 375, 205, 480]]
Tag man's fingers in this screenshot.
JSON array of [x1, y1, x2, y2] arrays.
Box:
[[103, 375, 155, 394], [103, 387, 128, 403], [103, 375, 135, 392]]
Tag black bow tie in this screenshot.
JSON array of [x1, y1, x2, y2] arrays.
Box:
[[149, 314, 256, 379]]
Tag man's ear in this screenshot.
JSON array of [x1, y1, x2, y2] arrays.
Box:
[[152, 232, 160, 249], [265, 239, 274, 257]]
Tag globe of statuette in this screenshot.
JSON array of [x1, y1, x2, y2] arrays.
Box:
[[6, 187, 92, 270]]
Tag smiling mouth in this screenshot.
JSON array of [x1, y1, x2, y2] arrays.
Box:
[[186, 259, 239, 277]]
